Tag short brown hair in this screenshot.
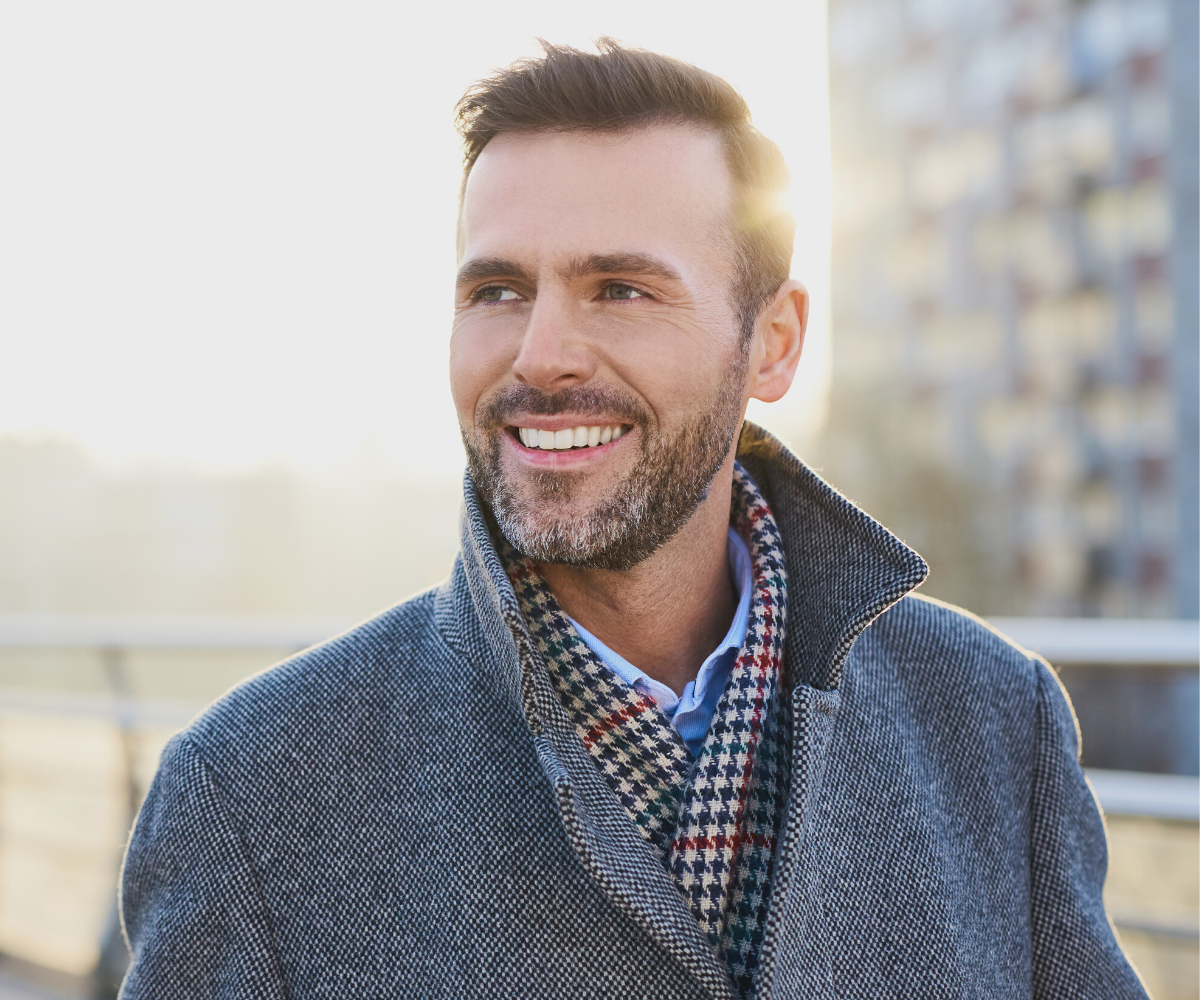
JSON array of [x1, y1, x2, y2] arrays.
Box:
[[454, 38, 795, 342]]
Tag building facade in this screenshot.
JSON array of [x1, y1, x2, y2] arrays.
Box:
[[822, 0, 1198, 617]]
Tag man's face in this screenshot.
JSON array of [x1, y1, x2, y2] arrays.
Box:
[[450, 126, 751, 569]]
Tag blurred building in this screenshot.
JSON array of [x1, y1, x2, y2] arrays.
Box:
[[822, 0, 1198, 618]]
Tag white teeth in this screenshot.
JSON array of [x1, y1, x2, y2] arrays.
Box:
[[517, 424, 627, 449]]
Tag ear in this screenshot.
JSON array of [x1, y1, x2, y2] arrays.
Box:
[[748, 280, 808, 404]]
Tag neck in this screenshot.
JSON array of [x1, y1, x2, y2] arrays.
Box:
[[538, 452, 739, 697]]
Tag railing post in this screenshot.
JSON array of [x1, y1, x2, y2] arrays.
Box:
[[96, 646, 137, 999]]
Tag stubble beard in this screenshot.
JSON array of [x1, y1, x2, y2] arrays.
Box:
[[464, 365, 748, 571]]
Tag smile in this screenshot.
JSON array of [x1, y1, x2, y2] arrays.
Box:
[[515, 424, 628, 450]]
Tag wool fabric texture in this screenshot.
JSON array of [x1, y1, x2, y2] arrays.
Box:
[[499, 463, 789, 994], [117, 424, 1150, 1000]]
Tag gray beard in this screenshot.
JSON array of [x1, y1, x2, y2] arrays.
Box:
[[464, 372, 747, 571]]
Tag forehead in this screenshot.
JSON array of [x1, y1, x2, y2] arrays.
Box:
[[458, 126, 734, 267]]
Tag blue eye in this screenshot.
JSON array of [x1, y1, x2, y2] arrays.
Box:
[[606, 284, 644, 300]]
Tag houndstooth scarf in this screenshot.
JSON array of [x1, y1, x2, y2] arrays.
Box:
[[499, 462, 790, 996]]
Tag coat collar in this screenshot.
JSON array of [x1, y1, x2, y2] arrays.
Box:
[[732, 421, 928, 690]]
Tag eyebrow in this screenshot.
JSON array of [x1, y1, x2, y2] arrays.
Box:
[[455, 257, 532, 287], [455, 252, 683, 288], [560, 252, 683, 283]]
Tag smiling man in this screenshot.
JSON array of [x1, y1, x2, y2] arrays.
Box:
[[119, 41, 1146, 999]]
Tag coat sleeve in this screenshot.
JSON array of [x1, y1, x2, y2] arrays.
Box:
[[1028, 658, 1149, 999], [119, 733, 287, 1000]]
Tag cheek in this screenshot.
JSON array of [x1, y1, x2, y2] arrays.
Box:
[[608, 321, 741, 424], [449, 317, 519, 427]]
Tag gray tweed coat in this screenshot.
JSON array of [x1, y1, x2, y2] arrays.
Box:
[[119, 423, 1147, 999]]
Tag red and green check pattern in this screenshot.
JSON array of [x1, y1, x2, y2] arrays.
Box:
[[501, 464, 790, 997]]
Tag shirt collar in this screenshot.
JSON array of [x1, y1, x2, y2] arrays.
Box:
[[567, 526, 752, 716]]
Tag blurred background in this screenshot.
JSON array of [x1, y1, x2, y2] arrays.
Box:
[[0, 0, 1195, 997]]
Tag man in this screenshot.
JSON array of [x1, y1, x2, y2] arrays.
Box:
[[119, 40, 1147, 999]]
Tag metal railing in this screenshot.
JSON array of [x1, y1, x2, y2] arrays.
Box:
[[2, 611, 1193, 656], [987, 617, 1200, 665], [0, 613, 1195, 814]]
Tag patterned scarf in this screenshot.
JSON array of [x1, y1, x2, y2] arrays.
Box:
[[499, 463, 790, 996]]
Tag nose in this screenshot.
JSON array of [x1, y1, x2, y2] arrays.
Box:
[[511, 290, 596, 390]]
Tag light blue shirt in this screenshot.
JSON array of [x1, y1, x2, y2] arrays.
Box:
[[568, 528, 752, 756]]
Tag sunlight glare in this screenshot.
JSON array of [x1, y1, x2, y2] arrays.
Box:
[[0, 1, 830, 475]]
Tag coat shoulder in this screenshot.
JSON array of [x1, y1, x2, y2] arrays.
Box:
[[179, 584, 459, 785], [863, 591, 1044, 695], [833, 593, 1052, 858]]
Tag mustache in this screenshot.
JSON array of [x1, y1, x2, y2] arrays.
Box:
[[478, 384, 649, 429]]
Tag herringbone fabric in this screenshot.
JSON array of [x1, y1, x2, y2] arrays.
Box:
[[500, 463, 788, 994]]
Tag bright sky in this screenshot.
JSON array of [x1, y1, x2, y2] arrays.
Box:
[[0, 2, 830, 475]]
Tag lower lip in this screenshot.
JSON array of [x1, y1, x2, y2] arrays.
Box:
[[503, 428, 631, 467]]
